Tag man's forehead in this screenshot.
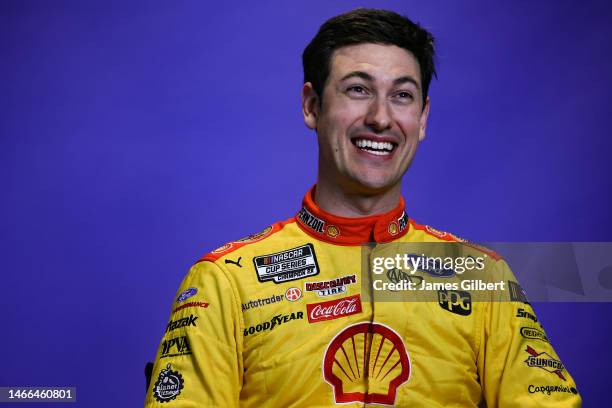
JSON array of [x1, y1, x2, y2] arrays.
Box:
[[329, 43, 421, 84]]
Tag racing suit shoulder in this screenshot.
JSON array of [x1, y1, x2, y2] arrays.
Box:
[[476, 259, 582, 406], [407, 218, 502, 261], [145, 259, 244, 406], [199, 217, 297, 263], [405, 219, 581, 405]]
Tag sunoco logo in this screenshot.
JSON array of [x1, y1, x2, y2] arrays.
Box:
[[153, 363, 184, 403], [520, 327, 549, 343], [524, 345, 566, 380], [243, 311, 303, 337]]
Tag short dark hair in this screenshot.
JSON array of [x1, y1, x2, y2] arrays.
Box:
[[302, 8, 436, 107]]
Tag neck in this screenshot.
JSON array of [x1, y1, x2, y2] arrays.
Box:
[[314, 178, 402, 217]]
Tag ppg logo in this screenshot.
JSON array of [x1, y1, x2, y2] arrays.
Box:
[[438, 290, 472, 316]]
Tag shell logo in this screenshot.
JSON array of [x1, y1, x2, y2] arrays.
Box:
[[388, 221, 399, 235], [323, 322, 410, 405], [326, 225, 340, 238]]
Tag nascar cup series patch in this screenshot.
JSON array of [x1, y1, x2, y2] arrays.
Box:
[[253, 244, 320, 284]]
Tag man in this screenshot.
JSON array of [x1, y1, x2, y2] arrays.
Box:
[[145, 9, 581, 407]]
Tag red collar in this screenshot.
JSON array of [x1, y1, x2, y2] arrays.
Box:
[[295, 186, 410, 245]]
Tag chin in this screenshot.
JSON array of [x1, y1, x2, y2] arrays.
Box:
[[350, 174, 399, 194]]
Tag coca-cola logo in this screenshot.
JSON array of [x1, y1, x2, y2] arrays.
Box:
[[307, 295, 362, 323]]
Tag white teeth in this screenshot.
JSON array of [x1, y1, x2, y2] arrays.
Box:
[[354, 138, 394, 153]]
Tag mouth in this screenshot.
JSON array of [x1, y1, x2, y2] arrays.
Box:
[[351, 138, 398, 156]]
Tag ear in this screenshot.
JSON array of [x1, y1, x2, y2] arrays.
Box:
[[301, 82, 320, 130], [418, 96, 430, 142]]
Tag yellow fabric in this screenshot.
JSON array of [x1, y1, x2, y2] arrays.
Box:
[[145, 221, 581, 407]]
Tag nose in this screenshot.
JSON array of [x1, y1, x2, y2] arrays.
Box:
[[365, 96, 392, 132]]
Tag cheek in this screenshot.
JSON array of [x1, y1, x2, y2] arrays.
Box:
[[396, 112, 423, 137], [328, 107, 365, 140]]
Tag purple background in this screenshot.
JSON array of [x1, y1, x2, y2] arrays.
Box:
[[2, 1, 611, 406]]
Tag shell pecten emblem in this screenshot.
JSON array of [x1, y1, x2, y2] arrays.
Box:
[[323, 322, 410, 404]]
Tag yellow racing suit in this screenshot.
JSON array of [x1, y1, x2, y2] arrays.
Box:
[[145, 187, 581, 407]]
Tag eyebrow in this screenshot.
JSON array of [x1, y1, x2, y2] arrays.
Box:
[[340, 71, 420, 89]]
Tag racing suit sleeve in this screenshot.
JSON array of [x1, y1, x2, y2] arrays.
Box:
[[477, 259, 582, 407], [144, 260, 243, 407]]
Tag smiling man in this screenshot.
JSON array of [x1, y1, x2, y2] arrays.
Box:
[[304, 41, 428, 216], [145, 9, 581, 407]]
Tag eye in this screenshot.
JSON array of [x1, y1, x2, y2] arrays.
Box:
[[346, 85, 368, 96], [396, 91, 413, 99]]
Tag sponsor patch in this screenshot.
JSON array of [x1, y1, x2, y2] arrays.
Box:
[[153, 363, 184, 403], [397, 212, 409, 233], [177, 288, 198, 303], [323, 322, 410, 405], [166, 315, 198, 333], [285, 287, 302, 302], [253, 244, 320, 284], [242, 294, 284, 311], [528, 384, 578, 396], [326, 225, 340, 238], [173, 301, 209, 314], [297, 207, 326, 234], [160, 336, 191, 358], [438, 289, 472, 316], [243, 311, 303, 337], [234, 226, 273, 243], [520, 327, 549, 343], [224, 257, 242, 267], [388, 212, 409, 236], [508, 280, 530, 304], [524, 345, 566, 380], [425, 225, 448, 238], [516, 308, 538, 324], [211, 243, 232, 254], [386, 268, 424, 290], [305, 274, 357, 297], [307, 294, 362, 323]]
